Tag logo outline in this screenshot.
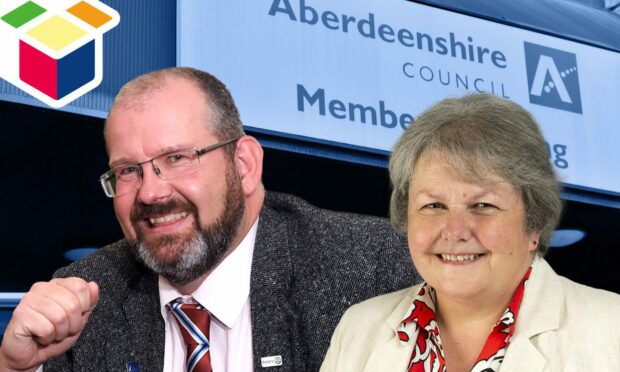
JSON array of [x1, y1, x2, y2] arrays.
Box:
[[0, 0, 120, 108]]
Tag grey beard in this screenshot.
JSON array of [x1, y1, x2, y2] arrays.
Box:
[[133, 200, 244, 285], [135, 228, 213, 285], [130, 166, 245, 285]]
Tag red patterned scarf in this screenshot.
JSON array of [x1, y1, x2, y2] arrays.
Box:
[[397, 267, 532, 372]]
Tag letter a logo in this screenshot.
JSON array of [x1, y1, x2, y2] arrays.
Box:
[[524, 42, 582, 114]]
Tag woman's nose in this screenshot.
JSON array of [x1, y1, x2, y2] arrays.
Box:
[[440, 209, 473, 242]]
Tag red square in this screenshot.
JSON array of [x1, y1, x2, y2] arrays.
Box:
[[19, 40, 58, 99]]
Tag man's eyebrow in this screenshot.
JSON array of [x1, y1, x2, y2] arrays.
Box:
[[152, 145, 193, 156], [108, 145, 194, 168], [109, 157, 134, 168]]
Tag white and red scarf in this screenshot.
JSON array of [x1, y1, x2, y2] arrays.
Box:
[[397, 268, 532, 372]]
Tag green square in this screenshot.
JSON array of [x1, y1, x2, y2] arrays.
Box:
[[1, 1, 46, 28]]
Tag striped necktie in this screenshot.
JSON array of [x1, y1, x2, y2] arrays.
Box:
[[169, 299, 212, 372]]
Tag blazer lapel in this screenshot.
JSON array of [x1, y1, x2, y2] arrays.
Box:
[[119, 270, 166, 371], [499, 337, 546, 371], [364, 288, 417, 372], [364, 337, 412, 371], [250, 204, 298, 371], [500, 258, 563, 372]]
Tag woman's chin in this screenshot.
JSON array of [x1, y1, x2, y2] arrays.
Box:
[[434, 280, 485, 302]]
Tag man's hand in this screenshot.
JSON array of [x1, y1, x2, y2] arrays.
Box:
[[0, 278, 99, 371]]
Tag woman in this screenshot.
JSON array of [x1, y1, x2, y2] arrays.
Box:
[[321, 94, 620, 372]]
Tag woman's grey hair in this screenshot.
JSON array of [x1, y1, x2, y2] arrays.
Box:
[[108, 67, 244, 159], [389, 93, 563, 255]]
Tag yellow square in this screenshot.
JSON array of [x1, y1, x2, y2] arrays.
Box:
[[26, 15, 87, 52]]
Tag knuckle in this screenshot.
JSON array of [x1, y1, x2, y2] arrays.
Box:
[[46, 310, 68, 326], [65, 297, 82, 314], [11, 304, 28, 320], [66, 278, 89, 294], [19, 291, 34, 304], [18, 291, 41, 309], [39, 320, 56, 339], [30, 281, 51, 293]]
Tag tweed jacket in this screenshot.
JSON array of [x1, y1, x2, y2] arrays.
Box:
[[45, 191, 419, 371], [320, 257, 620, 372]]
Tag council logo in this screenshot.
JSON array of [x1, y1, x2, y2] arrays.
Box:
[[0, 0, 119, 108], [524, 42, 582, 114]]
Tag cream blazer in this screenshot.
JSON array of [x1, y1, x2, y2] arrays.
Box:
[[321, 258, 620, 372]]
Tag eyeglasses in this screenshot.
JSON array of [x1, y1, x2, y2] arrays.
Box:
[[99, 137, 240, 198]]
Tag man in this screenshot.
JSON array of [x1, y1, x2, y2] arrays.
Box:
[[0, 67, 418, 371]]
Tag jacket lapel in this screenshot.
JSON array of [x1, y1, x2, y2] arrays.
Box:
[[364, 337, 412, 371], [119, 269, 166, 371], [499, 337, 546, 371], [250, 203, 298, 371], [500, 258, 563, 372], [364, 287, 418, 371]]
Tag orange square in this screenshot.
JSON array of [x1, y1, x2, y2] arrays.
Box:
[[67, 1, 111, 28]]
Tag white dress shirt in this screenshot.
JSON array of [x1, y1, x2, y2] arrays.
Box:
[[159, 219, 258, 372]]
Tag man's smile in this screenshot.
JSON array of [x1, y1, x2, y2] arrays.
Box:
[[147, 211, 189, 227]]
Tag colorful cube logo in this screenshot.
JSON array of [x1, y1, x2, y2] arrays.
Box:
[[0, 0, 119, 108]]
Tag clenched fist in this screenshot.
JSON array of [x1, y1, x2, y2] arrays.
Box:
[[0, 278, 99, 371]]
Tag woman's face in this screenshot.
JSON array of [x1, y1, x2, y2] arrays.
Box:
[[407, 152, 540, 305]]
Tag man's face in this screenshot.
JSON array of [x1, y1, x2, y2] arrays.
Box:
[[105, 78, 245, 284]]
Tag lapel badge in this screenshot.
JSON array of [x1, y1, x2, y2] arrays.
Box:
[[261, 355, 283, 368], [126, 361, 140, 372]]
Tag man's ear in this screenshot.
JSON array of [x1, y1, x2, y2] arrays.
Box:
[[234, 136, 263, 196]]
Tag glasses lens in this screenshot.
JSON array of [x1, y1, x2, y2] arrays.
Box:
[[99, 173, 117, 198], [154, 148, 200, 179], [100, 167, 140, 198]]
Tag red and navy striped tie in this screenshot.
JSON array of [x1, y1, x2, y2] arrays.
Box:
[[170, 299, 212, 372]]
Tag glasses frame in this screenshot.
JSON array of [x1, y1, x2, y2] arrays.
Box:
[[99, 136, 241, 198]]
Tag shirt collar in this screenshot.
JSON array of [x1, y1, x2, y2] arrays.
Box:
[[159, 218, 258, 328]]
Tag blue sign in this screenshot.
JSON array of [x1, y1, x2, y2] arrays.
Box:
[[524, 42, 582, 114], [178, 0, 620, 195]]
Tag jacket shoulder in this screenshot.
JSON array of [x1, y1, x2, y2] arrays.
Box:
[[559, 274, 620, 322], [54, 240, 140, 281], [260, 191, 418, 289], [263, 191, 407, 244], [532, 269, 620, 369], [340, 285, 418, 327], [53, 240, 154, 303]]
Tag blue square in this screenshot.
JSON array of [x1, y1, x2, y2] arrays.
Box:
[[57, 40, 95, 99], [524, 42, 582, 114]]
